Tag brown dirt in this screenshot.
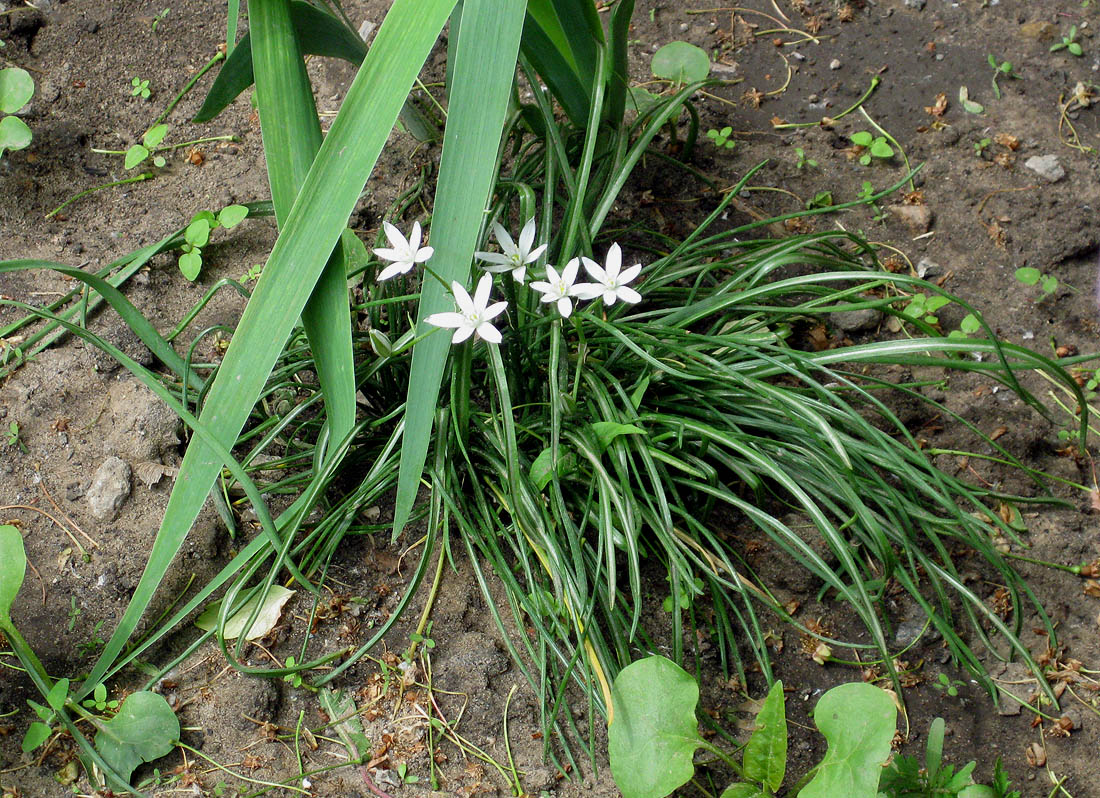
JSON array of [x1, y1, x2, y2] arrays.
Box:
[[1, 0, 1099, 796]]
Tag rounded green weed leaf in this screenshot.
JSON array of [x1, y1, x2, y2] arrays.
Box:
[[1014, 267, 1040, 285], [93, 691, 179, 784], [0, 67, 34, 114], [869, 139, 894, 158], [651, 41, 710, 84], [0, 114, 32, 157], [178, 250, 202, 281], [142, 124, 169, 149], [21, 721, 52, 753], [124, 144, 149, 170], [800, 683, 896, 798], [184, 218, 211, 248], [217, 204, 249, 229], [608, 655, 703, 798], [850, 131, 873, 147], [0, 524, 26, 623]]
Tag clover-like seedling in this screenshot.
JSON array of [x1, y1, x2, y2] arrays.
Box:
[[81, 683, 120, 714], [973, 137, 991, 157], [794, 146, 818, 169], [705, 126, 736, 149], [1014, 266, 1058, 298], [178, 204, 250, 281], [850, 130, 894, 165], [125, 124, 169, 170], [987, 55, 1019, 100], [131, 76, 151, 99], [0, 66, 34, 159], [1051, 25, 1084, 56]]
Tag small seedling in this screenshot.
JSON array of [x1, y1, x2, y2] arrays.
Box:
[[973, 137, 991, 156], [396, 762, 420, 785], [850, 130, 894, 164], [794, 146, 817, 169], [1015, 266, 1058, 298], [177, 204, 250, 281], [805, 190, 834, 210], [879, 717, 1016, 797], [932, 672, 966, 698], [987, 55, 1019, 100], [67, 596, 82, 632], [151, 8, 170, 32], [958, 86, 985, 114], [1051, 25, 1084, 56], [6, 421, 26, 453], [662, 576, 704, 612], [125, 124, 169, 170], [77, 620, 106, 657], [904, 293, 952, 327], [241, 263, 264, 283], [705, 125, 736, 149], [131, 76, 152, 99], [283, 656, 305, 688], [857, 180, 887, 221], [81, 683, 120, 714], [0, 66, 34, 159]]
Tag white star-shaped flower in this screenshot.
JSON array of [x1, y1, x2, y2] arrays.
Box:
[[425, 274, 508, 344], [475, 217, 547, 284], [374, 221, 434, 282], [529, 259, 585, 318], [571, 243, 642, 306]]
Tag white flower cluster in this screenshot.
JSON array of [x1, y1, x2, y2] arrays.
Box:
[[373, 217, 642, 345]]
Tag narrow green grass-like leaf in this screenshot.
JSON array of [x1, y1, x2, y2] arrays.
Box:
[[80, 0, 457, 700], [393, 0, 528, 541]]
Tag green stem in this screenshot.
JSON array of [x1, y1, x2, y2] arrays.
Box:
[[859, 106, 914, 192], [697, 739, 746, 780], [150, 50, 226, 128], [45, 173, 154, 218], [1002, 551, 1088, 575], [772, 75, 881, 130]]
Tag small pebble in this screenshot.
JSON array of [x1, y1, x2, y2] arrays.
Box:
[[829, 58, 842, 70]]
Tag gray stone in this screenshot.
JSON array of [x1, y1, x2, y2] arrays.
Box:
[[904, 0, 926, 8], [1024, 154, 1065, 183], [86, 456, 131, 520], [831, 308, 882, 333]]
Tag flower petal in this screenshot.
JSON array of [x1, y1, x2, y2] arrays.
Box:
[[451, 281, 475, 316], [373, 247, 404, 262], [377, 261, 411, 281], [618, 263, 642, 285], [476, 321, 502, 344], [604, 243, 622, 278], [581, 257, 607, 285], [525, 243, 548, 264], [452, 326, 475, 344], [556, 297, 573, 317], [476, 251, 512, 266], [473, 273, 495, 311], [425, 311, 465, 329], [483, 300, 508, 321], [511, 265, 526, 284], [413, 246, 434, 263], [561, 258, 580, 285], [382, 221, 407, 250], [407, 221, 422, 251], [518, 217, 536, 254], [616, 285, 642, 304], [492, 221, 517, 256], [602, 289, 618, 306], [571, 282, 603, 300]]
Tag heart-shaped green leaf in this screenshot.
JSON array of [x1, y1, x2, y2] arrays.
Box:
[[142, 124, 169, 148], [869, 139, 894, 158], [608, 656, 703, 798], [0, 114, 32, 158], [850, 131, 873, 147], [800, 683, 896, 798], [94, 691, 179, 784], [184, 218, 211, 248], [0, 525, 26, 624], [0, 67, 34, 114], [720, 784, 764, 798], [651, 41, 710, 84], [743, 680, 786, 792], [178, 250, 203, 281], [591, 421, 646, 452]]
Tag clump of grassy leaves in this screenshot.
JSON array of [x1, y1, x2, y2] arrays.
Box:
[[0, 0, 1089, 792]]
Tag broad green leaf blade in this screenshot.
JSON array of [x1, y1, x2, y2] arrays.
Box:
[[81, 0, 457, 700], [194, 0, 367, 123], [94, 691, 179, 784], [608, 656, 703, 798], [143, 124, 168, 148], [519, 13, 590, 126], [218, 204, 249, 228], [123, 144, 149, 170], [0, 524, 26, 624], [251, 0, 356, 455], [46, 679, 69, 712], [194, 584, 294, 640], [393, 0, 527, 541], [800, 683, 897, 798], [743, 680, 787, 792], [0, 115, 32, 156], [319, 688, 370, 763], [925, 716, 945, 775], [0, 67, 33, 113], [178, 251, 202, 280]]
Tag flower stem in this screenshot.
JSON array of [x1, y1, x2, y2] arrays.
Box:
[[450, 340, 473, 449]]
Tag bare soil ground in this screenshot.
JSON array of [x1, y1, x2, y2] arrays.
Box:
[[1, 1, 1099, 796]]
